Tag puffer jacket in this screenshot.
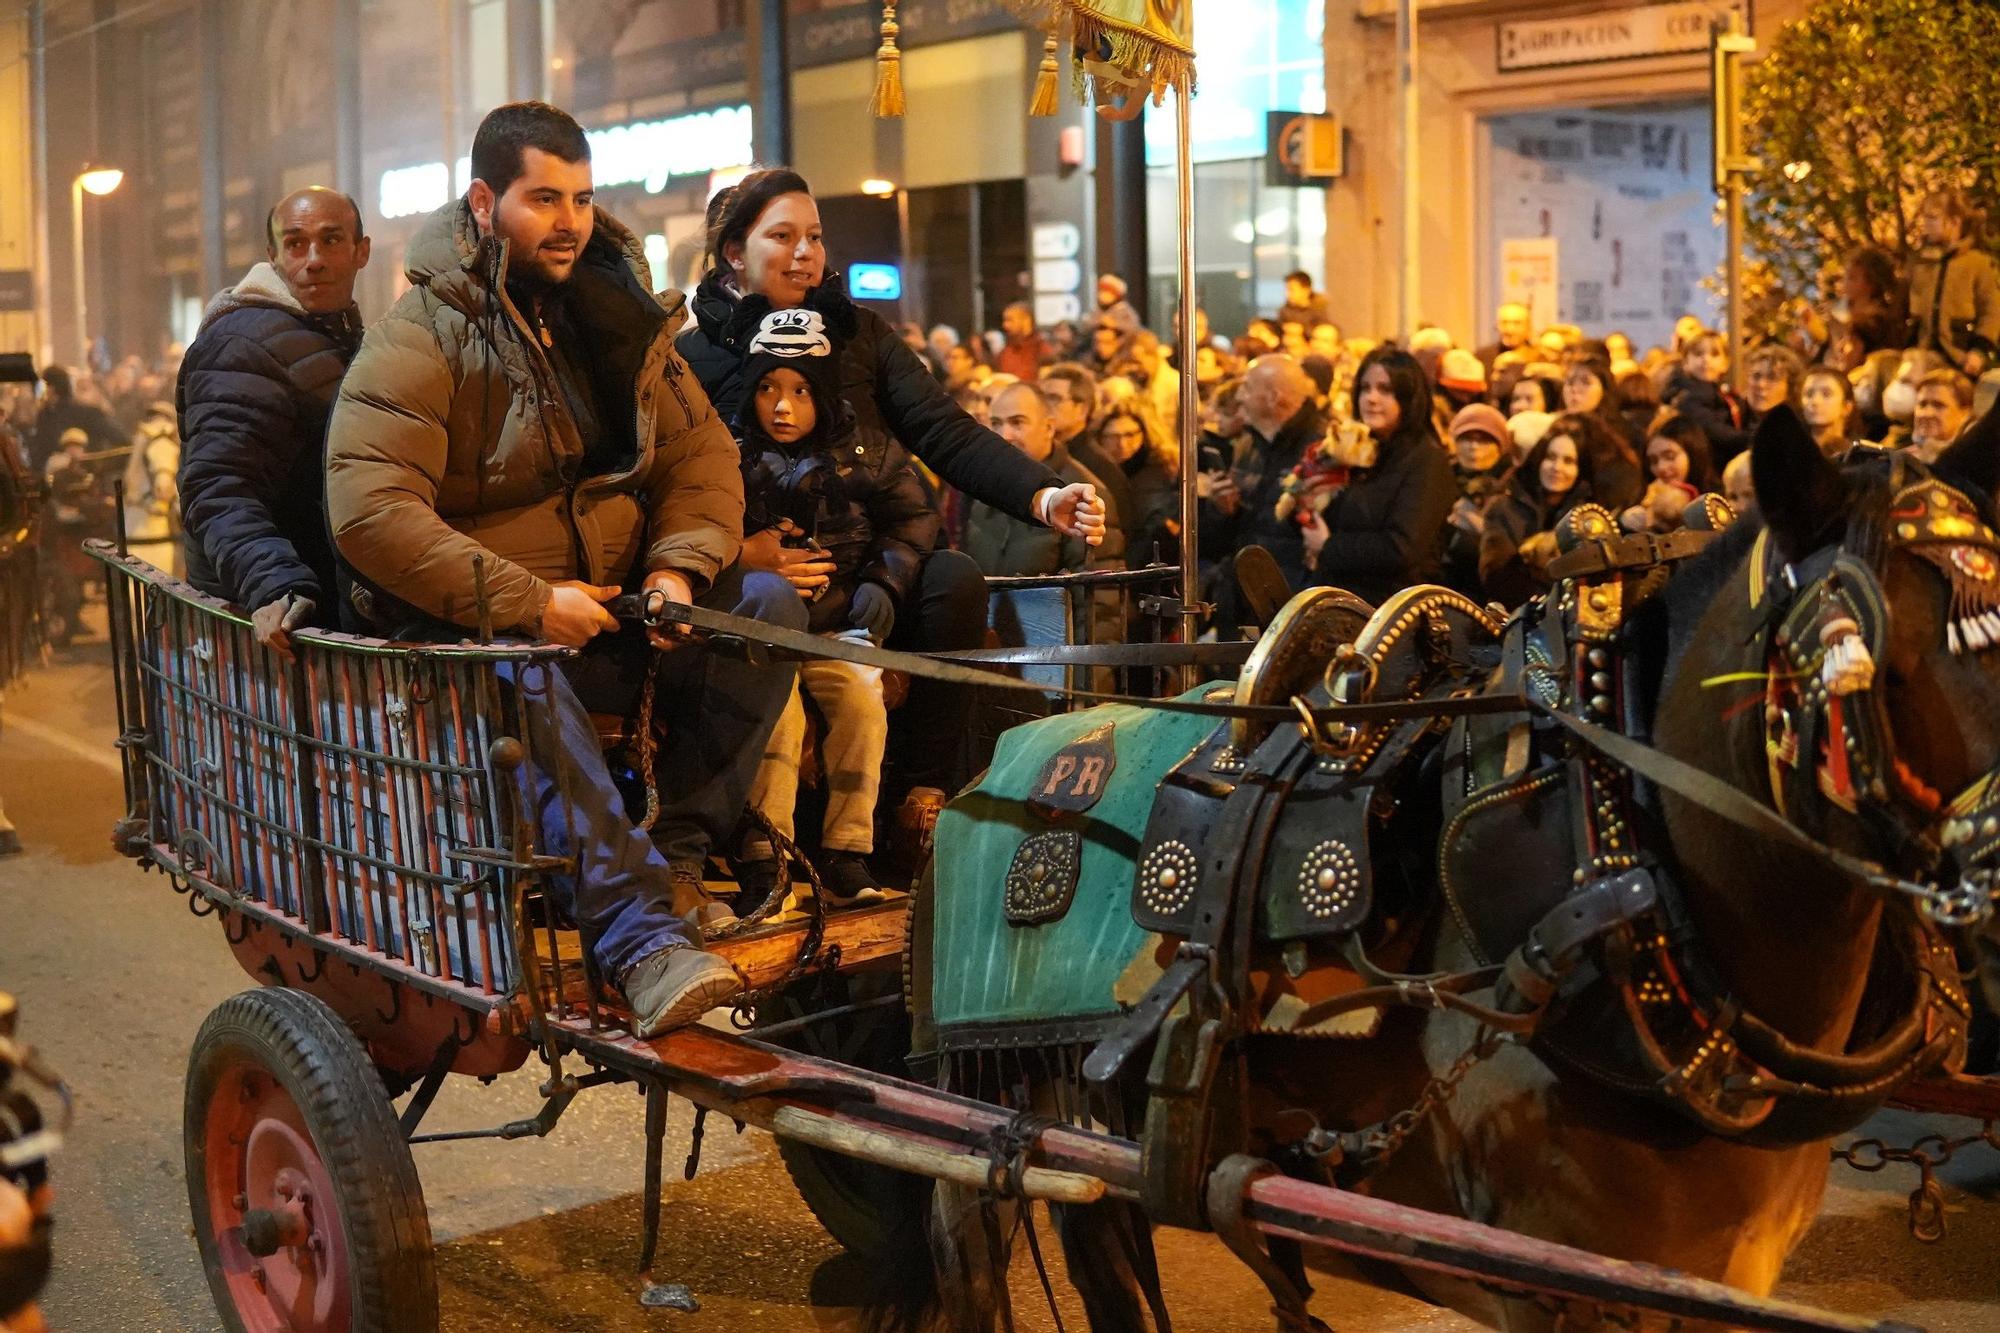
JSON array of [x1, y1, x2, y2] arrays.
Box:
[[177, 262, 360, 611], [326, 200, 740, 634], [679, 271, 1058, 528]]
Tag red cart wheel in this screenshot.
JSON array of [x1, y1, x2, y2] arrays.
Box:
[[185, 987, 436, 1333]]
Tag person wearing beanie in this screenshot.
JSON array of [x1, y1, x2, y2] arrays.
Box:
[[1434, 346, 1490, 435], [1441, 402, 1514, 596], [725, 295, 931, 907]]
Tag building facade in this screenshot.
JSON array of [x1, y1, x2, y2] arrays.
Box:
[[1323, 0, 1807, 352]]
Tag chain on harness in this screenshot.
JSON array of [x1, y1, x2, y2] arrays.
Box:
[[1831, 1119, 2000, 1242]]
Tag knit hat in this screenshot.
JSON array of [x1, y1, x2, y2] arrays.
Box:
[[1439, 348, 1487, 395], [722, 285, 859, 452], [1507, 409, 1555, 452], [1448, 402, 1510, 446]]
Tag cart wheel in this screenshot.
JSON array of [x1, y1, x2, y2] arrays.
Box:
[[764, 972, 934, 1261], [185, 987, 437, 1333]]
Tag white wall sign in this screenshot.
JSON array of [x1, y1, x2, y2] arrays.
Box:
[[376, 104, 754, 221], [1497, 2, 1747, 74], [1035, 294, 1082, 326], [1033, 259, 1082, 295], [1500, 238, 1560, 337], [1486, 103, 1721, 352], [1032, 223, 1081, 261]]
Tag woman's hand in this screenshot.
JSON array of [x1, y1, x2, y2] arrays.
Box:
[[1037, 484, 1107, 546], [740, 521, 836, 598]]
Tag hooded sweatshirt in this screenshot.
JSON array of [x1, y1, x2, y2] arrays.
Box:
[[177, 261, 361, 611]]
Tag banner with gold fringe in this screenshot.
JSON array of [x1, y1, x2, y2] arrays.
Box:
[[1030, 0, 1194, 109]]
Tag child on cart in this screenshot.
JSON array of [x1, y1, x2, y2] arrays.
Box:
[[726, 298, 941, 909]]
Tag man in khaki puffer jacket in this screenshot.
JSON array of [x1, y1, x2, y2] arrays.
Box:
[[327, 102, 807, 1035]]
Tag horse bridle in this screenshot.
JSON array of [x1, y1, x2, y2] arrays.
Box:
[[1750, 458, 2000, 927]]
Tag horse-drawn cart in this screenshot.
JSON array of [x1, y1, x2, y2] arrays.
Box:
[[96, 538, 1951, 1332]]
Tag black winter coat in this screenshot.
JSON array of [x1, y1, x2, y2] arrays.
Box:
[[1661, 370, 1749, 468], [1310, 430, 1457, 606], [1199, 402, 1324, 588], [177, 263, 359, 612], [679, 273, 1059, 551]]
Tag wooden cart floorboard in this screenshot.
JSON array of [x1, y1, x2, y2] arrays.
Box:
[[531, 890, 909, 1011]]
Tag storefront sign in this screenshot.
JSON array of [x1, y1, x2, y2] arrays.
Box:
[[1499, 238, 1560, 337], [849, 263, 904, 301], [1497, 2, 1748, 73], [793, 0, 1021, 65], [1264, 111, 1342, 187], [376, 105, 754, 221]]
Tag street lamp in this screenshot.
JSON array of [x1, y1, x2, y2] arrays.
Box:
[[71, 165, 125, 363]]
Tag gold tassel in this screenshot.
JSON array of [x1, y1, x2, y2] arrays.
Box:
[[1030, 29, 1061, 117], [871, 1, 905, 118]]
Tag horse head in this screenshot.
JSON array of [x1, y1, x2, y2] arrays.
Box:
[[1659, 402, 2000, 1052]]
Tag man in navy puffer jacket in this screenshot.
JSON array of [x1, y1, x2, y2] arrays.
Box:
[[177, 186, 370, 657]]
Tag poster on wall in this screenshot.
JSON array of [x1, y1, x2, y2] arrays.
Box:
[[1499, 239, 1560, 336], [1486, 102, 1721, 353]]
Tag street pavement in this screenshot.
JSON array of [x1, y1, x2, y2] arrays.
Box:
[[3, 614, 1998, 1331]]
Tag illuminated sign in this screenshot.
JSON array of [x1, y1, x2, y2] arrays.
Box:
[[848, 263, 903, 301], [376, 105, 754, 221]]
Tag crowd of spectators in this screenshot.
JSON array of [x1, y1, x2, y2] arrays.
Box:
[[909, 183, 2000, 624]]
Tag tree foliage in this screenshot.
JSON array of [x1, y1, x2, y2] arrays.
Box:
[[1742, 0, 2000, 307]]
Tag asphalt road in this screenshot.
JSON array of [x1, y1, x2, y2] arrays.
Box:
[[4, 615, 1999, 1332]]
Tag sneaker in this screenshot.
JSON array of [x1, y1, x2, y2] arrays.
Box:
[[730, 857, 785, 917], [622, 945, 742, 1038], [668, 859, 739, 938], [819, 851, 888, 908]]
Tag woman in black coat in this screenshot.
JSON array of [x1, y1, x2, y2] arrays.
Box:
[[677, 169, 1106, 795], [1299, 347, 1457, 607]]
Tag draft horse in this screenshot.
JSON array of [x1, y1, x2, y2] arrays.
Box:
[[912, 403, 2000, 1331]]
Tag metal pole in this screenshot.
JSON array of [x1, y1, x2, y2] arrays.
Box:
[[69, 174, 85, 364], [439, 0, 459, 177], [1726, 172, 1745, 394], [1396, 0, 1417, 342], [751, 0, 793, 165], [28, 0, 51, 364], [1175, 84, 1201, 669], [1712, 12, 1757, 395]]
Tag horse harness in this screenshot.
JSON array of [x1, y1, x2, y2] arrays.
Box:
[[1090, 481, 1993, 1221]]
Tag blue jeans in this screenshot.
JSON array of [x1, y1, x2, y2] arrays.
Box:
[[497, 658, 696, 985], [561, 564, 806, 865], [503, 565, 805, 981]]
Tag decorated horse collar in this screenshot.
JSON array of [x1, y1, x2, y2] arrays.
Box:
[[1751, 470, 2000, 921], [1886, 478, 2000, 654]]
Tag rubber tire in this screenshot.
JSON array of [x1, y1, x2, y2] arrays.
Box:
[[185, 986, 437, 1333], [764, 972, 935, 1262]]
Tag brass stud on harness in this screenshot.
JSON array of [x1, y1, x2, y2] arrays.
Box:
[[1297, 840, 1361, 920], [1138, 841, 1199, 915]]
